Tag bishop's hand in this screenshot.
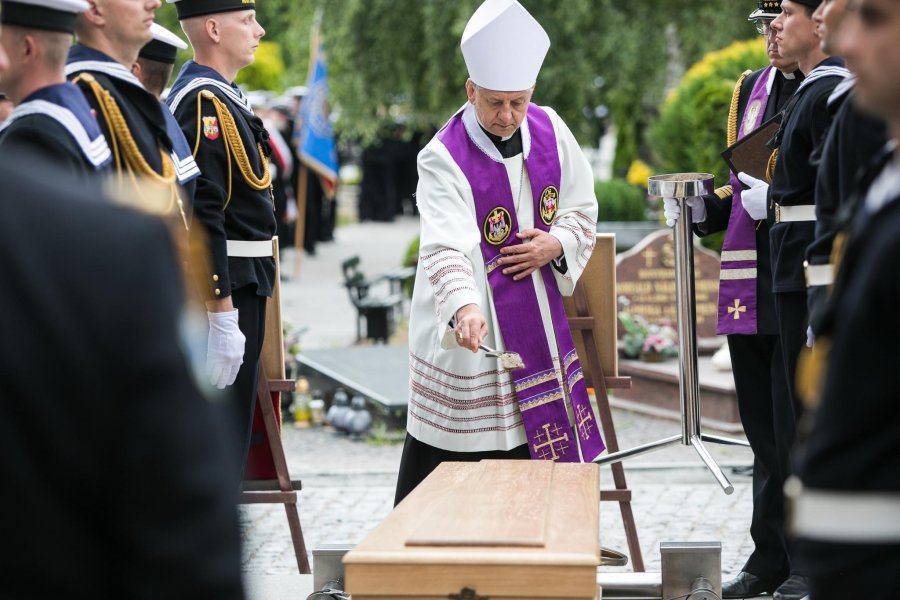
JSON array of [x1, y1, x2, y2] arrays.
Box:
[[454, 304, 488, 353], [497, 228, 563, 281]]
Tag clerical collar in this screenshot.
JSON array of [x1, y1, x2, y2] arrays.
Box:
[[479, 124, 523, 159]]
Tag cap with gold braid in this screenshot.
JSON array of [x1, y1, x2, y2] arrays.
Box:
[[748, 0, 782, 21], [139, 22, 188, 64], [165, 0, 255, 20], [0, 0, 88, 33]]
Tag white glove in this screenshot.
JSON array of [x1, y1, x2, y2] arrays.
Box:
[[738, 172, 769, 220], [663, 196, 707, 227], [207, 309, 245, 389], [806, 325, 815, 348]]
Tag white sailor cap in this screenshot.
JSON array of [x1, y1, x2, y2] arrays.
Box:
[[0, 0, 89, 33], [460, 0, 550, 92], [138, 22, 189, 64]]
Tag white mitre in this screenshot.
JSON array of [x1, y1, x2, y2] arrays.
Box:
[[460, 0, 550, 92]]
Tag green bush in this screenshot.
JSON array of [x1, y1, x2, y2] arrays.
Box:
[[235, 41, 285, 92], [596, 178, 647, 222], [647, 38, 768, 189], [402, 235, 420, 298]]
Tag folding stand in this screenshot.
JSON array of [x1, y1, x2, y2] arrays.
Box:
[[598, 174, 751, 494], [239, 238, 311, 573]]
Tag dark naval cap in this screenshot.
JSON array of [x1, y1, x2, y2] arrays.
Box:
[[166, 0, 256, 20], [139, 22, 188, 64], [0, 0, 88, 33], [786, 0, 823, 8], [748, 0, 782, 20]]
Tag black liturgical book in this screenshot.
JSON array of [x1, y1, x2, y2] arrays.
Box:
[[720, 113, 782, 184]]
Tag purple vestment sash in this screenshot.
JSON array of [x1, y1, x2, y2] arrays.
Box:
[[717, 66, 773, 335], [437, 104, 605, 462]]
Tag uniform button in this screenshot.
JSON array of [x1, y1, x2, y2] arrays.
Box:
[[214, 288, 221, 296], [213, 274, 219, 281]]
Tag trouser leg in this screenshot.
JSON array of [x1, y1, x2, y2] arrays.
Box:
[[729, 334, 791, 584]]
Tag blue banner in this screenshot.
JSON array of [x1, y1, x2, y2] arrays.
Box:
[[295, 42, 338, 196]]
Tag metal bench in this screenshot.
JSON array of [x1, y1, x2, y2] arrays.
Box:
[[341, 256, 403, 343]]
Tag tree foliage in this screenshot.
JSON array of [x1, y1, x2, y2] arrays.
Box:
[[154, 0, 762, 168], [647, 38, 768, 188]]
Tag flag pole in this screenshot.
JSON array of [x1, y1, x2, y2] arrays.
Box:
[[291, 9, 323, 278], [292, 165, 309, 279]]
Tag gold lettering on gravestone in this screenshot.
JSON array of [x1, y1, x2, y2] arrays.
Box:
[[615, 230, 721, 340]]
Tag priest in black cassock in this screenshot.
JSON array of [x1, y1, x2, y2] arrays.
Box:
[[664, 2, 805, 597]]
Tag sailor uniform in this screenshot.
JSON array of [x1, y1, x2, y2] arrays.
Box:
[[0, 82, 111, 181], [66, 44, 198, 226], [766, 57, 848, 423], [693, 66, 801, 587], [167, 59, 277, 469], [804, 80, 887, 334], [793, 147, 900, 599]]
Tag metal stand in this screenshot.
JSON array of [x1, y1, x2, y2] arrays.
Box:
[[595, 174, 749, 495]]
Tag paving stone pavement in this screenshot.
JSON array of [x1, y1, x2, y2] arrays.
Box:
[[241, 414, 756, 578], [244, 209, 759, 586]]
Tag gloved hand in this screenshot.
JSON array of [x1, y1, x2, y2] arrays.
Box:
[[806, 325, 815, 348], [663, 196, 707, 227], [207, 309, 245, 389], [738, 172, 769, 220]]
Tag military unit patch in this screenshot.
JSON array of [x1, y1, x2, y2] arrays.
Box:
[[202, 116, 219, 140], [484, 206, 512, 245], [540, 185, 558, 225]]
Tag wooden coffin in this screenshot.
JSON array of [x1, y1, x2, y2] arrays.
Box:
[[344, 460, 600, 600]]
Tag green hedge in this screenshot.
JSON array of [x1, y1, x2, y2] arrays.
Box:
[[647, 38, 768, 189], [596, 178, 647, 222]]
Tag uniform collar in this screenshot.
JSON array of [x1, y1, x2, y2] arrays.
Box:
[[167, 59, 251, 114], [0, 82, 111, 169], [65, 44, 145, 89]]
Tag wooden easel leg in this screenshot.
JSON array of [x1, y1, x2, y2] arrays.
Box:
[[573, 283, 645, 572], [256, 367, 312, 573]]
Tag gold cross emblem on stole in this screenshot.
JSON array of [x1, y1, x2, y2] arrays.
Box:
[[728, 299, 747, 320], [576, 404, 594, 439], [532, 423, 570, 461]]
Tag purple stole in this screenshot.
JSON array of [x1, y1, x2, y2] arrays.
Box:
[[717, 66, 773, 335], [438, 104, 605, 462]]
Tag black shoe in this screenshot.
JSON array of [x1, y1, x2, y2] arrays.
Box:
[[772, 575, 809, 600], [722, 571, 777, 598]]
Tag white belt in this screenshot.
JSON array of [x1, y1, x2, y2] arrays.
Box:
[[787, 478, 900, 542], [775, 204, 817, 223], [804, 261, 834, 287], [226, 239, 274, 258]]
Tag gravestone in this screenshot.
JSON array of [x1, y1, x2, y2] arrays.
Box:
[[615, 229, 721, 342]]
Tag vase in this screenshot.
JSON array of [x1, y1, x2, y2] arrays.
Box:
[[639, 350, 666, 363]]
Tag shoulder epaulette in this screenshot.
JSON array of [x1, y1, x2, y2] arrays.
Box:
[[727, 70, 753, 148], [192, 89, 271, 209]]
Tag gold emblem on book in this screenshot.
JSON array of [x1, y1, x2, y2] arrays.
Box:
[[743, 99, 762, 134], [539, 185, 559, 225], [532, 422, 569, 461], [484, 206, 512, 245]]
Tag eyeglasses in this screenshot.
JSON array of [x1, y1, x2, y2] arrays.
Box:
[[753, 19, 774, 35]]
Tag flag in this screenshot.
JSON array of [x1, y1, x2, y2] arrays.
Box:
[[295, 19, 338, 199]]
